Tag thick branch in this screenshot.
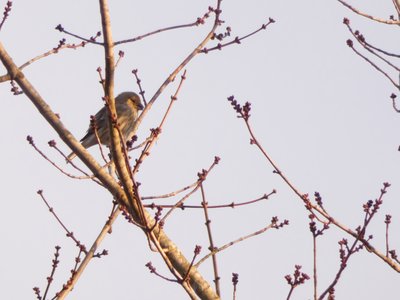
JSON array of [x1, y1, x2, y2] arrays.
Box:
[[98, 0, 139, 214], [0, 40, 219, 300]]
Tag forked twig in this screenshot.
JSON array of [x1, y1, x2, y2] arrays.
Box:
[[161, 156, 220, 222], [202, 18, 275, 53], [132, 70, 187, 175], [27, 136, 104, 185], [228, 97, 400, 273], [195, 217, 288, 267]]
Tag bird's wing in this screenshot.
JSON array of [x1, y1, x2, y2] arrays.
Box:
[[80, 106, 107, 141]]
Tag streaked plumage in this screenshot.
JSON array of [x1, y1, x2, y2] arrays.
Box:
[[67, 91, 143, 160]]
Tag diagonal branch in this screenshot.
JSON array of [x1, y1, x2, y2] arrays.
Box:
[[228, 97, 400, 273], [0, 39, 220, 299], [57, 207, 121, 299], [337, 0, 400, 24], [131, 2, 223, 139]]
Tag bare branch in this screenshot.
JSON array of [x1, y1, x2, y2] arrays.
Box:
[[0, 1, 12, 32], [132, 70, 187, 175], [285, 265, 310, 300], [27, 136, 103, 184], [344, 22, 400, 72], [200, 184, 220, 296], [56, 207, 120, 299], [114, 9, 212, 45], [202, 18, 275, 53], [337, 0, 400, 24], [131, 1, 224, 142], [161, 156, 220, 222], [37, 190, 87, 254], [0, 39, 92, 83], [132, 69, 147, 106], [145, 191, 274, 209], [228, 96, 400, 273], [195, 217, 288, 267], [42, 246, 61, 300], [346, 39, 400, 89]]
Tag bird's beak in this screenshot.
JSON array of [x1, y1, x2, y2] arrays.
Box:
[[138, 103, 144, 110]]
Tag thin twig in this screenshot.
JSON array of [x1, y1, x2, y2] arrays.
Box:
[[232, 273, 239, 300], [202, 18, 275, 53], [132, 70, 187, 175], [347, 39, 400, 89], [313, 235, 318, 300], [195, 218, 288, 267], [27, 136, 102, 184], [161, 156, 219, 222], [200, 184, 220, 296], [55, 10, 211, 47], [229, 97, 400, 273], [385, 215, 392, 257], [345, 21, 400, 71], [55, 25, 103, 45], [132, 69, 147, 106], [182, 246, 202, 284], [0, 1, 12, 32], [142, 181, 199, 200], [145, 262, 180, 283], [285, 265, 310, 300], [145, 191, 274, 209], [37, 190, 87, 254], [42, 246, 61, 300], [318, 184, 390, 299], [114, 50, 124, 68], [337, 0, 400, 24], [56, 206, 120, 300], [362, 38, 400, 58], [114, 13, 209, 46], [130, 2, 223, 144], [0, 41, 90, 83]]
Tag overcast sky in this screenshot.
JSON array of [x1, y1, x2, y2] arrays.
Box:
[[1, 1, 399, 299]]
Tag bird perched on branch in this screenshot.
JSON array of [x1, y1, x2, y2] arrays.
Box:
[[67, 91, 144, 161]]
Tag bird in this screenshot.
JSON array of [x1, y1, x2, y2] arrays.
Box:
[[67, 91, 144, 161]]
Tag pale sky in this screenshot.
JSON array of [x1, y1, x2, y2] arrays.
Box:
[[1, 1, 399, 299]]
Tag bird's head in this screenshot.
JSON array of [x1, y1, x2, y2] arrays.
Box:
[[116, 91, 144, 111]]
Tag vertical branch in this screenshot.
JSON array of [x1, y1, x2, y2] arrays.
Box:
[[96, 3, 221, 298], [232, 273, 239, 300], [200, 183, 221, 297], [42, 246, 60, 300], [99, 0, 115, 97], [385, 215, 392, 257], [98, 0, 143, 223], [313, 235, 318, 300]]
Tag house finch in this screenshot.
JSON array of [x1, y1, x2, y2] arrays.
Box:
[[67, 91, 144, 160]]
